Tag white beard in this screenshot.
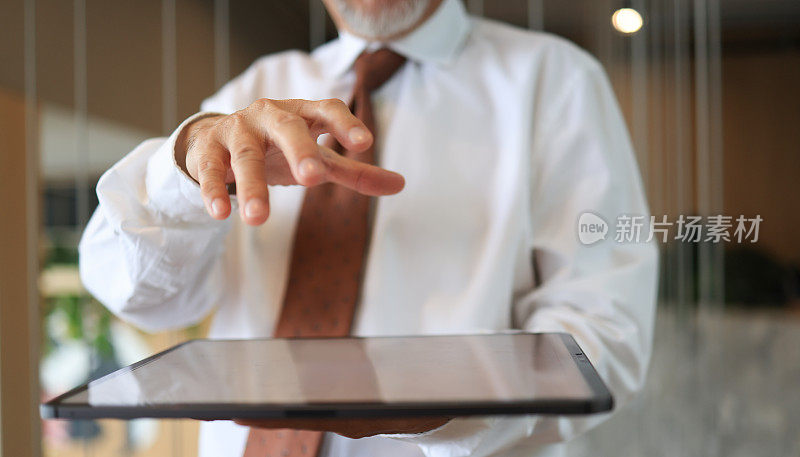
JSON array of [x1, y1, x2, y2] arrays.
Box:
[[334, 0, 431, 40]]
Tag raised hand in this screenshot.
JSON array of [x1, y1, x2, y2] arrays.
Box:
[[176, 98, 406, 225]]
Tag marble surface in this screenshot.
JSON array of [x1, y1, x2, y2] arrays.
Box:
[[566, 307, 800, 457]]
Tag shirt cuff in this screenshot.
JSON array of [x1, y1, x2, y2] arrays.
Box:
[[145, 111, 232, 222], [380, 417, 496, 457]]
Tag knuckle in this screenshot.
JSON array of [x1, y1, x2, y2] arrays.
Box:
[[281, 98, 304, 112], [192, 128, 215, 147], [225, 112, 249, 131], [252, 98, 276, 111], [270, 111, 302, 127], [186, 134, 216, 162], [319, 98, 347, 112]]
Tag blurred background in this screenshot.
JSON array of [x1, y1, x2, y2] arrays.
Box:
[[0, 0, 798, 456]]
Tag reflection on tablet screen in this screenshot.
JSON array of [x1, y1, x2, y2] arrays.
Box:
[[61, 334, 591, 407]]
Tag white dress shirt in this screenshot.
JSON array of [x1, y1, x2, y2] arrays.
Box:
[[79, 0, 658, 456]]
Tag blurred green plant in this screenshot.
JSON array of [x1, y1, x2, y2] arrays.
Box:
[[41, 269, 115, 362], [41, 237, 203, 360]]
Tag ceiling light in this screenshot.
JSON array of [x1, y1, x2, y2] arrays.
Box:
[[612, 8, 644, 35]]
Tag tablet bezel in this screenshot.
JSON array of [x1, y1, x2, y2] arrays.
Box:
[[41, 333, 613, 420]]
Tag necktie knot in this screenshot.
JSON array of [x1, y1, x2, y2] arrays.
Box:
[[354, 48, 407, 93]]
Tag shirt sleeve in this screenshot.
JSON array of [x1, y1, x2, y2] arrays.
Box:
[[513, 57, 659, 448], [78, 112, 234, 333], [78, 52, 278, 332], [384, 54, 658, 456]]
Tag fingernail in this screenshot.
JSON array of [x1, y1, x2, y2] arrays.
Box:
[[244, 199, 266, 219], [211, 198, 225, 217], [348, 127, 370, 144], [298, 157, 322, 179]]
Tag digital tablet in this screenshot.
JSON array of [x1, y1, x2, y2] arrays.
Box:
[[41, 333, 613, 420]]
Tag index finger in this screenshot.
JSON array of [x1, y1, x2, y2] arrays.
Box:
[[318, 145, 405, 196]]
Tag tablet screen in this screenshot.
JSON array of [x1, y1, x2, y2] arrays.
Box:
[[47, 333, 611, 418]]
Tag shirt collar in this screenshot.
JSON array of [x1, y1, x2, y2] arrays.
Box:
[[328, 0, 471, 78]]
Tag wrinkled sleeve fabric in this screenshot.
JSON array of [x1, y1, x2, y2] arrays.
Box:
[[77, 57, 270, 333], [386, 56, 658, 456], [78, 112, 231, 333]]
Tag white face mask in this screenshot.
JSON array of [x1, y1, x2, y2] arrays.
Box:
[[333, 0, 432, 40]]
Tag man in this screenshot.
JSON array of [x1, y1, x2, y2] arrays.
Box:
[[79, 0, 658, 455]]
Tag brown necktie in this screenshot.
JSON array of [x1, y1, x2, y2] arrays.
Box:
[[243, 48, 407, 457]]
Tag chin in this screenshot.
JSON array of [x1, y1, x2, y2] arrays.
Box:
[[333, 0, 432, 40]]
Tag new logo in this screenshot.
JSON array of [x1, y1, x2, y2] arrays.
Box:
[[578, 212, 609, 245]]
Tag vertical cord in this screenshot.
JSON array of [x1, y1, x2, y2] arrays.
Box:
[[649, 0, 665, 242], [162, 0, 177, 134], [73, 1, 92, 454], [74, 0, 89, 230], [673, 0, 692, 310], [527, 0, 544, 31], [309, 0, 327, 50], [709, 2, 725, 451], [594, 0, 613, 70], [694, 0, 727, 311], [631, 0, 649, 189], [24, 0, 42, 455], [628, 4, 649, 452], [467, 0, 483, 16], [161, 1, 182, 455], [707, 0, 724, 308], [677, 3, 700, 454], [695, 0, 725, 453], [695, 0, 714, 308], [214, 0, 230, 90]]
